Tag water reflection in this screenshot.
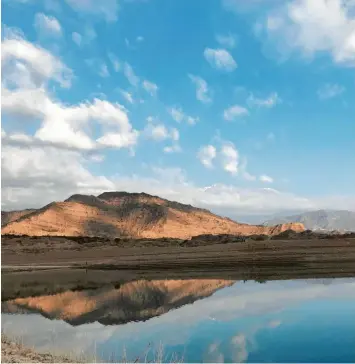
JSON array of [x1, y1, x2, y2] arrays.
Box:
[[2, 278, 355, 363], [3, 279, 234, 325]]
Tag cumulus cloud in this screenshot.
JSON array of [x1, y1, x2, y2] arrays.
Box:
[[247, 92, 281, 108], [216, 33, 237, 49], [1, 144, 115, 210], [221, 142, 239, 175], [169, 107, 185, 122], [2, 33, 73, 88], [204, 48, 237, 71], [1, 32, 139, 153], [259, 0, 355, 66], [188, 74, 212, 103], [142, 80, 158, 96], [34, 13, 62, 37], [65, 0, 119, 22], [143, 119, 180, 152], [317, 83, 345, 99], [197, 145, 217, 168], [186, 116, 199, 125], [223, 105, 249, 121], [144, 124, 169, 141], [198, 143, 258, 180]]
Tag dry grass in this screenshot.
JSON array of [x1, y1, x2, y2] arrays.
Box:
[[1, 332, 183, 363]]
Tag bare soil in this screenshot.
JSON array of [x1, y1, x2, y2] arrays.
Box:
[[1, 335, 75, 363], [2, 235, 355, 300]]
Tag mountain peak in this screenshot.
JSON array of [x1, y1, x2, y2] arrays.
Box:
[[2, 191, 306, 239]]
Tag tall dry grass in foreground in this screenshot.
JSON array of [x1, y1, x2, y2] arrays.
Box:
[[1, 332, 184, 363]]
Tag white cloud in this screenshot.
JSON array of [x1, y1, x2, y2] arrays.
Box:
[[260, 174, 274, 183], [317, 83, 345, 99], [108, 53, 121, 72], [144, 124, 169, 141], [168, 107, 198, 126], [169, 107, 185, 122], [142, 80, 158, 96], [186, 116, 199, 125], [163, 144, 182, 154], [198, 145, 217, 168], [247, 92, 281, 108], [204, 48, 237, 71], [240, 158, 257, 181], [34, 13, 62, 37], [221, 142, 239, 175], [2, 158, 355, 215], [188, 74, 212, 103], [123, 62, 139, 86], [86, 59, 110, 78], [119, 89, 134, 104], [216, 33, 237, 48], [99, 63, 110, 78], [143, 120, 180, 153], [2, 33, 138, 152], [65, 0, 119, 22], [72, 32, 82, 46], [1, 144, 115, 210], [223, 105, 249, 121], [89, 154, 105, 162], [2, 34, 73, 88], [170, 128, 180, 141], [261, 0, 355, 66], [136, 36, 144, 42]]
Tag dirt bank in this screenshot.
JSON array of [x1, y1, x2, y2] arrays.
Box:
[[1, 335, 76, 363]]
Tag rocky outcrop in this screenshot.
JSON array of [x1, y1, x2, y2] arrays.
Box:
[[1, 192, 305, 239]]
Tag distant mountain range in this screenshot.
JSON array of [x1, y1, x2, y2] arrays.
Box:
[[1, 191, 304, 239], [263, 210, 355, 232]]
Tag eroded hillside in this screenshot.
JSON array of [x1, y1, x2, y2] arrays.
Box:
[[2, 192, 305, 239]]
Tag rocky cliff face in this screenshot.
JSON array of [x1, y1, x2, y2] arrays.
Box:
[[1, 192, 305, 239]]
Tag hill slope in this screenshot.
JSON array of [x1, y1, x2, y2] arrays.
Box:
[[1, 209, 36, 226], [1, 191, 305, 239], [264, 210, 355, 232]]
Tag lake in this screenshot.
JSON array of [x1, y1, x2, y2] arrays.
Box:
[[2, 277, 355, 363]]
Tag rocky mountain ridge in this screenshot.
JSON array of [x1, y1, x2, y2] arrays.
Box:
[[264, 209, 355, 232], [1, 191, 305, 239]]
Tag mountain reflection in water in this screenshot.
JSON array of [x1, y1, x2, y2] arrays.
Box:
[[3, 279, 234, 325], [2, 278, 355, 363]]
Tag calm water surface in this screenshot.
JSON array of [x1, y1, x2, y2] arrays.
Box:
[[2, 278, 355, 363]]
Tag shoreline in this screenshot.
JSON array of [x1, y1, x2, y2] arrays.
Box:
[[1, 335, 79, 363]]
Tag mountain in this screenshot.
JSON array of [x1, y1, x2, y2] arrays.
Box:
[[3, 279, 234, 326], [1, 191, 305, 239], [1, 209, 36, 226], [264, 210, 355, 232]]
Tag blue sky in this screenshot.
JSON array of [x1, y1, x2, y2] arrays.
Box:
[[1, 0, 355, 217]]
